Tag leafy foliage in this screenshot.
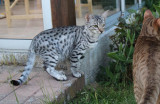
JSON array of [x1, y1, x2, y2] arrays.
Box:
[[145, 0, 158, 11], [153, 1, 160, 17], [96, 1, 160, 87], [96, 9, 146, 87]]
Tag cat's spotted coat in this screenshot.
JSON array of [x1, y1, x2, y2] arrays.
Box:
[[10, 11, 108, 86]]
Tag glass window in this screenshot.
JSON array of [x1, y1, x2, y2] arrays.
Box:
[[95, 0, 120, 16], [126, 0, 135, 9], [75, 0, 120, 26], [0, 0, 44, 39]]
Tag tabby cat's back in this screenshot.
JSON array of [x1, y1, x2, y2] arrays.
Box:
[[133, 10, 160, 104]]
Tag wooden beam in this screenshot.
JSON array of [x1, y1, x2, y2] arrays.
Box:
[[76, 0, 82, 17], [24, 0, 30, 15], [4, 0, 11, 27], [51, 0, 76, 27], [10, 0, 19, 9], [11, 14, 43, 19]]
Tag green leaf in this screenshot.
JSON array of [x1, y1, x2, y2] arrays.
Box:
[[153, 4, 160, 14], [126, 30, 132, 44], [115, 73, 120, 80], [115, 64, 121, 72], [131, 33, 135, 44], [107, 52, 126, 62], [127, 9, 136, 14], [119, 43, 123, 52], [128, 45, 134, 58], [105, 67, 113, 79], [125, 59, 133, 64]]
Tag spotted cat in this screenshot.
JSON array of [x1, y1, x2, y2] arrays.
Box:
[[11, 11, 108, 86]]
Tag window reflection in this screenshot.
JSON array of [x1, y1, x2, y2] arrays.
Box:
[[126, 0, 135, 9], [0, 0, 43, 39], [76, 0, 120, 26]]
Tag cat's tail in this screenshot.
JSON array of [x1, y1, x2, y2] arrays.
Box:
[[10, 48, 36, 86], [139, 76, 160, 104]]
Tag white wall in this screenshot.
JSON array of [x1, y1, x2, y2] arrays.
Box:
[[0, 39, 31, 49]]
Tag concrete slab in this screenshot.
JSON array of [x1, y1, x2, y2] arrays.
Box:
[[0, 65, 85, 104]]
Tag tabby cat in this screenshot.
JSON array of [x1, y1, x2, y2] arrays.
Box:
[[10, 11, 108, 86], [133, 10, 160, 104]]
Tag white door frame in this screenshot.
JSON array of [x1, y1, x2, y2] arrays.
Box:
[[0, 0, 52, 50]]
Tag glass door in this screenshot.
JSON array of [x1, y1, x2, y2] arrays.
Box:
[[0, 0, 45, 39]]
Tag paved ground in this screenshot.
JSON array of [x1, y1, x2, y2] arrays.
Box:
[[0, 65, 85, 104]]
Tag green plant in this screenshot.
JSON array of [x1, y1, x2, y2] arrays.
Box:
[[67, 84, 136, 104], [97, 30, 135, 87], [153, 1, 160, 17], [3, 55, 9, 65], [96, 9, 145, 87], [0, 54, 19, 66], [9, 72, 20, 104], [38, 80, 64, 104], [9, 54, 18, 66], [145, 0, 158, 11]]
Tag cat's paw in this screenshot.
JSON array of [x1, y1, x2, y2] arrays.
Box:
[[46, 68, 67, 81], [54, 71, 67, 81], [54, 74, 67, 81], [72, 71, 82, 78]]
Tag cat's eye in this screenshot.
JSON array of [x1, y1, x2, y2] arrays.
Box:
[[102, 24, 105, 27], [93, 25, 98, 27]]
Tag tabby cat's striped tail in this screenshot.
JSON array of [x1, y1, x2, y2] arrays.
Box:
[[10, 50, 36, 86]]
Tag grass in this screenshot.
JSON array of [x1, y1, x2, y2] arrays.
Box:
[[1, 54, 18, 66], [39, 80, 64, 104], [67, 83, 136, 104], [9, 72, 20, 104]]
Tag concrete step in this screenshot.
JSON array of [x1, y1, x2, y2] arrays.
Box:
[[0, 65, 85, 104]]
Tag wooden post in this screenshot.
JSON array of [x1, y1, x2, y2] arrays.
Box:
[[4, 0, 11, 27], [76, 0, 82, 18], [24, 0, 30, 15], [51, 0, 76, 27], [88, 0, 93, 13]]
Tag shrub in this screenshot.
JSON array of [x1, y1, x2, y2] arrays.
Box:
[[145, 0, 158, 11], [96, 8, 146, 87]]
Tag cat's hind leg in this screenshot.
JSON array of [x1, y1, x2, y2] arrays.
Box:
[[42, 54, 67, 81]]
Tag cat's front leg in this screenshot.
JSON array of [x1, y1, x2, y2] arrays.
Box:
[[71, 62, 82, 78], [70, 49, 85, 78]]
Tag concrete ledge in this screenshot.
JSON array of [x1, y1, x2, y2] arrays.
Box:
[[0, 65, 85, 104]]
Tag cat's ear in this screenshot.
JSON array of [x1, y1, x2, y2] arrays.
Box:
[[102, 10, 109, 18], [85, 14, 91, 22], [157, 18, 160, 27], [154, 18, 160, 31], [144, 10, 153, 19]]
